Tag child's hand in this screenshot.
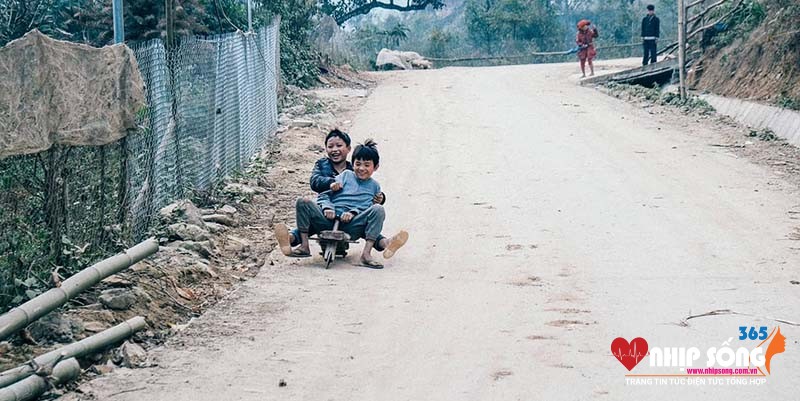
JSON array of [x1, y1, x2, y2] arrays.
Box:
[[340, 212, 354, 223], [372, 193, 384, 204], [330, 182, 342, 191], [324, 209, 335, 220]]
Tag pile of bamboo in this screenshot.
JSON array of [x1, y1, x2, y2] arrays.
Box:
[[0, 239, 158, 401]]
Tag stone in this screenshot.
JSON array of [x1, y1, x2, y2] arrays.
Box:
[[99, 288, 137, 310], [94, 363, 115, 375], [83, 321, 108, 333], [119, 341, 147, 368], [202, 214, 238, 227], [220, 205, 237, 215], [101, 275, 133, 287], [159, 199, 207, 228], [27, 314, 83, 344], [205, 222, 227, 233], [223, 183, 257, 196], [76, 309, 115, 324], [132, 287, 153, 303], [291, 119, 314, 128], [178, 262, 212, 279], [376, 49, 431, 70], [205, 265, 220, 278], [225, 235, 252, 253], [176, 240, 215, 259], [168, 223, 211, 242], [285, 105, 305, 116]]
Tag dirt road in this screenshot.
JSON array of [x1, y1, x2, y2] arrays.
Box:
[[81, 60, 800, 400]]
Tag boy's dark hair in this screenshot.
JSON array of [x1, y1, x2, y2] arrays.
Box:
[[646, 4, 655, 11], [352, 138, 379, 166], [325, 129, 351, 147]]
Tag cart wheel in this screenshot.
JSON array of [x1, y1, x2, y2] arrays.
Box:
[[323, 243, 335, 269]]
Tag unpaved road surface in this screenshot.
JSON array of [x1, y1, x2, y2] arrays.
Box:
[[81, 61, 800, 400]]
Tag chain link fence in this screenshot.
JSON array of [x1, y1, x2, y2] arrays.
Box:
[[0, 22, 280, 308], [127, 24, 280, 238]]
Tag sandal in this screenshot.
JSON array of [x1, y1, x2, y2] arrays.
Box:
[[274, 223, 292, 256], [288, 248, 312, 258], [382, 230, 409, 259], [359, 260, 384, 269]]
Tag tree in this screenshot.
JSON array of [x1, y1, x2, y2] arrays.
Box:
[[0, 0, 61, 46], [321, 0, 446, 25], [465, 0, 503, 54], [384, 22, 410, 47], [58, 0, 113, 45], [465, 0, 562, 55], [427, 28, 454, 57]]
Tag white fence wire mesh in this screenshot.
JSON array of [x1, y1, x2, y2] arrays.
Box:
[[0, 22, 279, 310], [128, 23, 279, 238]]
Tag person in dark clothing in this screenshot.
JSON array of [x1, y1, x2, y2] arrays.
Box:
[[641, 4, 660, 65]]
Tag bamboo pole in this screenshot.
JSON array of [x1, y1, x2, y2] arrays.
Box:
[[0, 239, 157, 341], [0, 358, 80, 401], [687, 0, 745, 39], [678, 0, 688, 99], [428, 42, 655, 63], [0, 317, 146, 388]]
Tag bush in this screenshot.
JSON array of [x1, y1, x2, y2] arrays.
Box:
[[776, 94, 800, 111], [710, 0, 767, 48], [605, 82, 716, 114]]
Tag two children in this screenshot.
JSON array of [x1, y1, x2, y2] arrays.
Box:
[[274, 131, 408, 269]]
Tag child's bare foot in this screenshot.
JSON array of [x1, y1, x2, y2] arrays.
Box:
[[274, 223, 292, 256], [382, 230, 408, 259]]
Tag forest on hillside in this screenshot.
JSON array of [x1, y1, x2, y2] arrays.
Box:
[[2, 0, 680, 79], [316, 0, 679, 68]]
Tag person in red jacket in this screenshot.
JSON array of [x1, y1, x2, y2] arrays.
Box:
[[576, 20, 599, 78]]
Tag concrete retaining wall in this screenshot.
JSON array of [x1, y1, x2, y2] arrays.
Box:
[[700, 94, 800, 146]]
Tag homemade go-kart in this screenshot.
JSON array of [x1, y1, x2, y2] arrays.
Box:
[[311, 219, 358, 269]]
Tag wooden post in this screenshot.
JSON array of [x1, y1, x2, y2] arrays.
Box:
[[677, 0, 687, 99]]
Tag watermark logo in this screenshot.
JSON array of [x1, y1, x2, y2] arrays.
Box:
[[611, 326, 787, 386], [762, 327, 786, 374], [611, 337, 648, 371]]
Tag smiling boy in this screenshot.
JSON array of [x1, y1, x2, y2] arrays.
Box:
[[283, 129, 387, 255], [275, 139, 408, 268], [310, 129, 384, 205]]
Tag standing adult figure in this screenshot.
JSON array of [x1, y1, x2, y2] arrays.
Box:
[[641, 4, 661, 65], [576, 20, 599, 78]]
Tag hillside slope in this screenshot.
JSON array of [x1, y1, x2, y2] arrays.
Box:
[[689, 0, 800, 104]]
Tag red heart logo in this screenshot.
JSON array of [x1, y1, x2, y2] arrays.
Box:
[[611, 337, 648, 371]]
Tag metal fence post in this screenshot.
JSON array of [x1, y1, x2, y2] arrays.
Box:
[[112, 0, 125, 43], [247, 0, 253, 32], [274, 15, 283, 96]]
